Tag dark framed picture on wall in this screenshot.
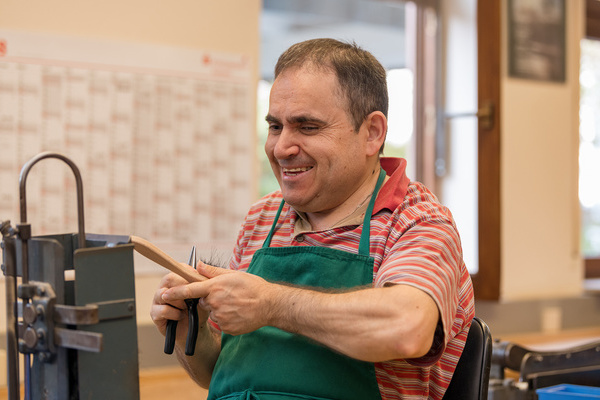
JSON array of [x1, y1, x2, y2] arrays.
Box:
[[508, 0, 566, 82]]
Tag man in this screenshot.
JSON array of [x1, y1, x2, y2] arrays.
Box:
[[151, 38, 474, 400]]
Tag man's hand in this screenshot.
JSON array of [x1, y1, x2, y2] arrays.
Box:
[[150, 265, 221, 388], [150, 270, 209, 343], [162, 264, 277, 335]]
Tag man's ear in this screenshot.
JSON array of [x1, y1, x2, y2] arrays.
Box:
[[364, 111, 387, 157]]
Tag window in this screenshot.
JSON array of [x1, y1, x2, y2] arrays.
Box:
[[580, 39, 600, 258], [582, 0, 600, 279]]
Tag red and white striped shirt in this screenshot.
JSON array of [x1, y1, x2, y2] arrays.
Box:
[[229, 157, 475, 399]]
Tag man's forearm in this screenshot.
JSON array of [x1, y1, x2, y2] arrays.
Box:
[[176, 321, 222, 388], [265, 283, 439, 363]]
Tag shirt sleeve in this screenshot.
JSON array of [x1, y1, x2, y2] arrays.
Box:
[[375, 196, 468, 365]]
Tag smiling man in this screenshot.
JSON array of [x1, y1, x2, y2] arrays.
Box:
[[151, 38, 474, 400]]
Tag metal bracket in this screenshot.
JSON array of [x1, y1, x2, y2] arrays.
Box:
[[16, 281, 105, 358], [54, 304, 99, 325], [54, 328, 103, 353]]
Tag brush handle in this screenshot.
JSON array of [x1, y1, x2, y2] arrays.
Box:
[[130, 236, 206, 283]]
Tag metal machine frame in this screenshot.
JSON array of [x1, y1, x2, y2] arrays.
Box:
[[1, 152, 140, 399]]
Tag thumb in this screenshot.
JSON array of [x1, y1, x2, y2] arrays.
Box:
[[195, 261, 232, 279]]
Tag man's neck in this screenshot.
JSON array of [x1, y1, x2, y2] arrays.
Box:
[[305, 166, 383, 231]]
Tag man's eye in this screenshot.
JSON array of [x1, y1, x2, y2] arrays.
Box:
[[268, 124, 282, 133], [302, 126, 318, 133]]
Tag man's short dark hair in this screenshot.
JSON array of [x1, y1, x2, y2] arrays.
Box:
[[274, 38, 389, 133]]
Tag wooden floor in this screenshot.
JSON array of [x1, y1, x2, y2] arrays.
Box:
[[0, 366, 208, 400], [138, 367, 209, 400]]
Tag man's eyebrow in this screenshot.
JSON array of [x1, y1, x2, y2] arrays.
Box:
[[265, 114, 326, 125], [265, 114, 279, 123], [290, 115, 326, 125]]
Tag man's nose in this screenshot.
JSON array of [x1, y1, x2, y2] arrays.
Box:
[[273, 128, 300, 159]]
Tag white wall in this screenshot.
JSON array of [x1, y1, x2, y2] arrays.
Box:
[[500, 0, 584, 300], [0, 0, 260, 55]]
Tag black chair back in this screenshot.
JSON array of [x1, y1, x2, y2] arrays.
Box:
[[443, 317, 493, 400]]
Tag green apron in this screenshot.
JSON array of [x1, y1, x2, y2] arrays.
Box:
[[207, 170, 386, 400]]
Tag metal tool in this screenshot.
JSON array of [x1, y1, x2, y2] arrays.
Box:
[[164, 246, 200, 356], [488, 338, 600, 399]]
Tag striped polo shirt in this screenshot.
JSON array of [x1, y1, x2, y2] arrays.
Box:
[[229, 157, 475, 400]]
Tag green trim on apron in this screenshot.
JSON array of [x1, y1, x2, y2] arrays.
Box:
[[208, 169, 386, 400]]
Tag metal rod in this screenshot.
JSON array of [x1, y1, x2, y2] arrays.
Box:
[[444, 111, 479, 119], [19, 151, 86, 249], [5, 276, 19, 400], [2, 250, 19, 399], [24, 355, 31, 400]]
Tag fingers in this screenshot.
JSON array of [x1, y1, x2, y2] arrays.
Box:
[[154, 273, 188, 309], [150, 291, 186, 336], [195, 261, 233, 279], [160, 272, 189, 290], [162, 281, 208, 302], [151, 299, 185, 323], [151, 273, 189, 331]]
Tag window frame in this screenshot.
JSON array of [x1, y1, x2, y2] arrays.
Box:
[[584, 0, 600, 279], [475, 0, 600, 293], [473, 0, 502, 300]]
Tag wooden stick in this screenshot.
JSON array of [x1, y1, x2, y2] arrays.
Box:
[[130, 236, 206, 283]]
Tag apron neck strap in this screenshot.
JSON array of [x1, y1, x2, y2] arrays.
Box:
[[263, 166, 387, 252], [263, 200, 286, 248], [358, 167, 386, 256]]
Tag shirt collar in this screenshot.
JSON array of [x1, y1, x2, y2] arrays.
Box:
[[374, 157, 410, 213]]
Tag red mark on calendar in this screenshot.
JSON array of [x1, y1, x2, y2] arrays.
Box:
[[0, 40, 6, 56]]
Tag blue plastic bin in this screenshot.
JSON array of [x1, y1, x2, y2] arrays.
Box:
[[537, 384, 600, 400]]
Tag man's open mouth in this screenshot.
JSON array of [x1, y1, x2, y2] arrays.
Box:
[[282, 167, 313, 176]]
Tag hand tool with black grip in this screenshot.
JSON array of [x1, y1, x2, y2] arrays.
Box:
[[164, 246, 199, 355]]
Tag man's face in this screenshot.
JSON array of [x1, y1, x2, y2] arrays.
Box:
[[265, 66, 372, 215]]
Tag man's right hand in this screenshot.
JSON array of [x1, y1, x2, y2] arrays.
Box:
[[150, 270, 210, 344], [150, 269, 220, 388]]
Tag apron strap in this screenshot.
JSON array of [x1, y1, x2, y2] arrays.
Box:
[[358, 168, 386, 256], [262, 199, 286, 248]]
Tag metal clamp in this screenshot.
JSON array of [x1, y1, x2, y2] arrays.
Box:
[[17, 281, 103, 361]]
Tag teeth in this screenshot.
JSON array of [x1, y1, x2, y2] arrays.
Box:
[[283, 167, 312, 172], [283, 167, 312, 174]]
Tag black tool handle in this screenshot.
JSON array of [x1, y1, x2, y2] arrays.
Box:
[[164, 319, 177, 354], [185, 299, 199, 356]]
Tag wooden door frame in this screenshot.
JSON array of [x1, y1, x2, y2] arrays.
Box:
[[473, 0, 502, 300]]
